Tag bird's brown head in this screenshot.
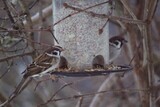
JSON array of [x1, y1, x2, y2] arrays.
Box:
[[109, 36, 127, 48], [46, 45, 64, 57]]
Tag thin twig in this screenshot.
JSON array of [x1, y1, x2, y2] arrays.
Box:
[[34, 78, 51, 91], [38, 83, 73, 107], [50, 88, 148, 102], [0, 27, 53, 32], [18, 78, 33, 94], [0, 52, 33, 62], [53, 1, 110, 26], [0, 93, 12, 107], [147, 0, 158, 22], [98, 10, 112, 35], [120, 0, 142, 31], [58, 2, 146, 27], [76, 95, 83, 107], [29, 0, 40, 10], [0, 78, 33, 107], [0, 62, 13, 79], [0, 27, 59, 47], [129, 42, 142, 65], [23, 4, 52, 26], [48, 27, 59, 44], [142, 1, 158, 107], [2, 0, 15, 27], [18, 0, 35, 57], [0, 78, 26, 107]]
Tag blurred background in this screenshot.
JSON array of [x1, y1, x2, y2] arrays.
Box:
[[0, 0, 160, 107]]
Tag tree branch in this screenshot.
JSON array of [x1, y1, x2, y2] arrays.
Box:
[[0, 52, 33, 62]]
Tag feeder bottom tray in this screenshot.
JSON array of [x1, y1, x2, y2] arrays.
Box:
[[51, 65, 133, 77]]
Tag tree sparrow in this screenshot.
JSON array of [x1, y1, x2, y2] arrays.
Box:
[[92, 36, 127, 69], [58, 56, 68, 69], [0, 46, 64, 106], [92, 55, 105, 69], [22, 45, 64, 78], [109, 36, 127, 63]]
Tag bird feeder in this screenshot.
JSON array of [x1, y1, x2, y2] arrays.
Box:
[[53, 0, 109, 69], [52, 0, 132, 76]]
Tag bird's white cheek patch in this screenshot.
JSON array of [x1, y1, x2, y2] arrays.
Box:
[[46, 53, 54, 57]]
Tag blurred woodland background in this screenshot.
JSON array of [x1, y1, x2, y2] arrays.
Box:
[[0, 0, 160, 107]]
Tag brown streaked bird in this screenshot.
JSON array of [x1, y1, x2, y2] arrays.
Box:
[[58, 56, 68, 69], [22, 45, 64, 78], [92, 55, 105, 69], [0, 46, 64, 106], [109, 36, 127, 63]]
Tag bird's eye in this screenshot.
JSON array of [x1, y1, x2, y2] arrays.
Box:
[[113, 41, 119, 45], [52, 51, 58, 55]]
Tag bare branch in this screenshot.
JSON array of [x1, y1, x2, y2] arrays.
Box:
[[39, 83, 72, 107], [50, 88, 148, 102], [0, 52, 33, 62], [59, 2, 145, 27], [2, 0, 15, 27]]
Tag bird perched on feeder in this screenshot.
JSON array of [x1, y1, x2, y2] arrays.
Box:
[[22, 45, 64, 78], [109, 36, 127, 63], [1, 46, 64, 106], [92, 36, 127, 68]]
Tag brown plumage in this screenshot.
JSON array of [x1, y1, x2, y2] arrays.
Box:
[[22, 46, 63, 78], [59, 56, 68, 69], [92, 55, 105, 69], [1, 46, 63, 106]]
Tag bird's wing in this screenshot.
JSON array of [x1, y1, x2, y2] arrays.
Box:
[[34, 53, 52, 65], [23, 53, 53, 78]]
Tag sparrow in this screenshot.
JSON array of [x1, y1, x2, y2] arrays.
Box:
[[92, 55, 105, 69], [58, 56, 68, 69], [92, 36, 127, 69], [109, 36, 127, 63], [1, 46, 64, 106], [22, 45, 64, 78]]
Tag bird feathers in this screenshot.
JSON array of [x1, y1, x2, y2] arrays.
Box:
[[22, 46, 62, 78]]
